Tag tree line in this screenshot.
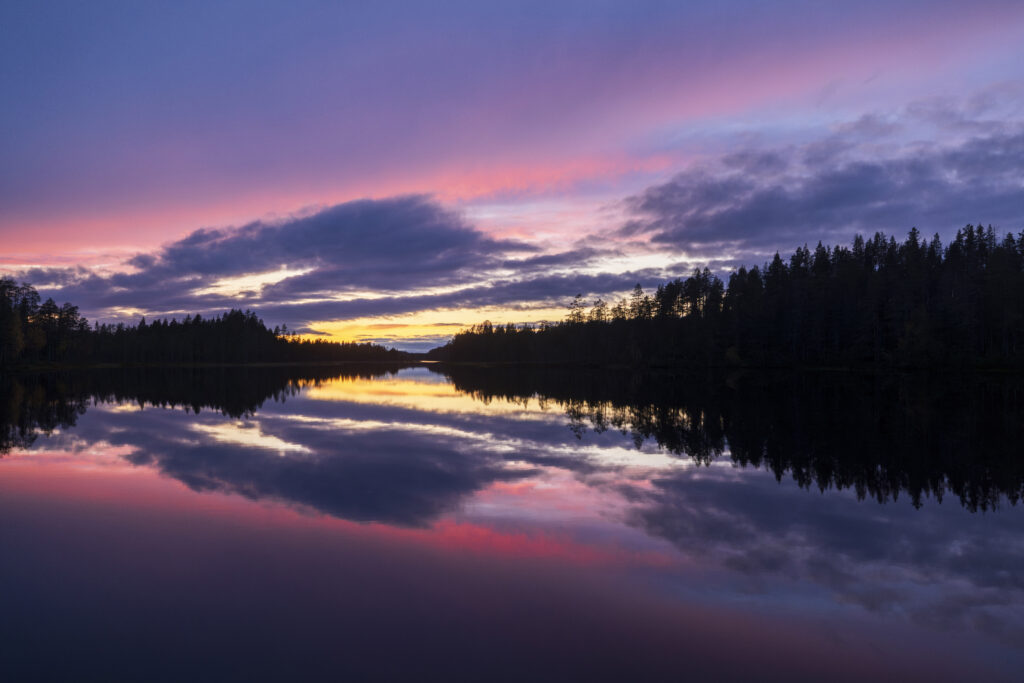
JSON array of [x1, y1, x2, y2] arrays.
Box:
[[430, 225, 1024, 368], [0, 279, 407, 366], [435, 364, 1024, 511], [0, 364, 413, 454]]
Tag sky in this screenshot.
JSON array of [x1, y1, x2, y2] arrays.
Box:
[[3, 0, 1024, 350]]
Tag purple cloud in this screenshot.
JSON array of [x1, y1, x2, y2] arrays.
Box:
[[622, 126, 1024, 258]]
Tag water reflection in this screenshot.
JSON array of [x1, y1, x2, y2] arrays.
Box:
[[438, 365, 1024, 510], [2, 365, 1023, 679]]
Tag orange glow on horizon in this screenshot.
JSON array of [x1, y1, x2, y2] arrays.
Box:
[[303, 373, 547, 417], [304, 304, 572, 345]]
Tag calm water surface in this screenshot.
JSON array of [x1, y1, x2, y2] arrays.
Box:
[[1, 365, 1022, 681]]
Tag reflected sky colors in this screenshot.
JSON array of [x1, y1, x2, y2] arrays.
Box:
[[2, 367, 1022, 680], [3, 2, 1024, 347]]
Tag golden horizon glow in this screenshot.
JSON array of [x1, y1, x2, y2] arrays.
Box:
[[300, 372, 695, 470], [304, 304, 573, 345], [304, 373, 552, 418]]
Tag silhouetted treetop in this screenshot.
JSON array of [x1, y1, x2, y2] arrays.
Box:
[[0, 281, 408, 367], [0, 364, 414, 454], [430, 226, 1024, 368]]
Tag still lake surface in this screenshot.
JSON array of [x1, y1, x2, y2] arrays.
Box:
[[2, 364, 1023, 681]]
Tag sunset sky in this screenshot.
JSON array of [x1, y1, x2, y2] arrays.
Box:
[[3, 1, 1024, 349]]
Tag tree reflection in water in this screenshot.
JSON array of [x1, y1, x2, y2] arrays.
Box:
[[437, 365, 1024, 511], [4, 365, 1023, 513]]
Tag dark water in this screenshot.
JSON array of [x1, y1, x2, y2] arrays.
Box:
[[2, 365, 1023, 682]]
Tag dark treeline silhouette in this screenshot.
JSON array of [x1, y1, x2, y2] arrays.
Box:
[[430, 226, 1024, 368], [433, 364, 1024, 511], [5, 363, 1023, 511], [0, 278, 407, 366], [0, 364, 413, 454]]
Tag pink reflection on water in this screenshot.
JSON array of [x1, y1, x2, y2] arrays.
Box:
[[0, 438, 1014, 681]]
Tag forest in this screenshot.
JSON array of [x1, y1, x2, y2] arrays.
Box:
[[429, 225, 1024, 368], [0, 279, 406, 366], [5, 363, 1020, 510], [6, 224, 1024, 369], [434, 364, 1024, 511], [0, 364, 412, 454]]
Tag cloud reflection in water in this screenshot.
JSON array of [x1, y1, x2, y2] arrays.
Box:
[[3, 365, 1024, 672]]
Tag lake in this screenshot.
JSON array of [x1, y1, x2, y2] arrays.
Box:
[[2, 364, 1022, 681]]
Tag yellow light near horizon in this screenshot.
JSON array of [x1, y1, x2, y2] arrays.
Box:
[[303, 304, 571, 344], [302, 374, 691, 470], [293, 248, 703, 346], [304, 373, 555, 418]]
